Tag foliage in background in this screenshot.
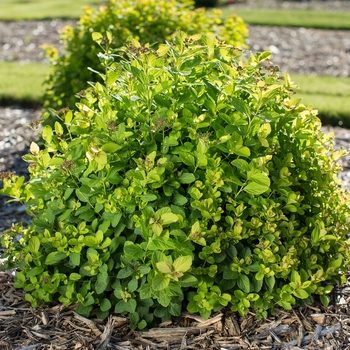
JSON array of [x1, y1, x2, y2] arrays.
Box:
[[42, 0, 247, 118], [195, 0, 218, 8], [1, 33, 350, 329]]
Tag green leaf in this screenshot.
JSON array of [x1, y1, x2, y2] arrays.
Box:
[[101, 142, 122, 153], [70, 253, 81, 267], [173, 193, 188, 206], [55, 121, 64, 135], [128, 279, 138, 293], [76, 305, 93, 317], [169, 302, 182, 316], [178, 173, 196, 184], [258, 123, 271, 138], [152, 274, 170, 291], [141, 193, 158, 202], [230, 97, 250, 116], [177, 152, 195, 167], [319, 295, 329, 307], [95, 151, 107, 165], [244, 182, 269, 195], [95, 271, 109, 294], [92, 32, 103, 43], [173, 256, 192, 273], [75, 188, 90, 203], [328, 258, 342, 268], [139, 284, 152, 299], [265, 275, 275, 291], [138, 320, 148, 330], [125, 299, 137, 313], [237, 275, 250, 293], [124, 242, 145, 259], [100, 298, 112, 312], [102, 211, 122, 227], [157, 44, 170, 57], [45, 252, 67, 265], [29, 236, 40, 253], [161, 213, 179, 225], [251, 278, 263, 292], [156, 261, 173, 274], [179, 273, 198, 287], [117, 268, 133, 279], [250, 172, 270, 187], [293, 288, 309, 299], [69, 273, 82, 281], [26, 266, 44, 278], [231, 159, 249, 172], [234, 146, 251, 157], [152, 223, 163, 236]]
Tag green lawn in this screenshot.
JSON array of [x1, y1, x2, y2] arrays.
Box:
[[0, 62, 50, 105], [222, 8, 350, 29], [293, 75, 350, 127], [0, 62, 348, 126], [0, 0, 103, 20]]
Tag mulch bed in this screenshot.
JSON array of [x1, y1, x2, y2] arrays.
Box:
[[1, 270, 350, 350]]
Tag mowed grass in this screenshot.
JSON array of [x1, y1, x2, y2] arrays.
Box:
[[293, 75, 350, 127], [0, 62, 50, 105], [0, 0, 104, 20], [0, 62, 348, 127], [222, 8, 350, 30]]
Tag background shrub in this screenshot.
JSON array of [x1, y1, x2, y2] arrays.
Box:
[[43, 0, 247, 116], [195, 0, 218, 7], [1, 33, 350, 329]]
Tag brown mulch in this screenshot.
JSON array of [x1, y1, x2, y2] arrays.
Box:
[[1, 271, 349, 350]]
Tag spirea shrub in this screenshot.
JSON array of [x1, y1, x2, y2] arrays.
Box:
[[1, 33, 350, 329], [42, 0, 247, 115]]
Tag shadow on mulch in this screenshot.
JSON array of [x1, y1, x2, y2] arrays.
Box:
[[0, 271, 349, 350]]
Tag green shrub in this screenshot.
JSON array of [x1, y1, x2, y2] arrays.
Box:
[[43, 0, 247, 116], [1, 33, 350, 329]]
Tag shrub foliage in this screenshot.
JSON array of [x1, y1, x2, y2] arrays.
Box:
[[1, 33, 350, 329], [43, 0, 247, 114]]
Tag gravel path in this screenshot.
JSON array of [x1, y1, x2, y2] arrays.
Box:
[[1, 18, 350, 77]]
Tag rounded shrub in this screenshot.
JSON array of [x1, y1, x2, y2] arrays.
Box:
[[43, 0, 248, 115], [1, 33, 350, 329]]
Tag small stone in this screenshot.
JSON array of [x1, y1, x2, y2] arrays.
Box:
[[310, 313, 326, 325]]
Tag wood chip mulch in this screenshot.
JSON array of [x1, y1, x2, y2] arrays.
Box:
[[1, 271, 350, 350]]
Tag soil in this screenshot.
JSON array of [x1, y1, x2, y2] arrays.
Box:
[[1, 1, 350, 349]]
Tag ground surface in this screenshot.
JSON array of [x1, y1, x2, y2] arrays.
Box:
[[1, 1, 350, 349]]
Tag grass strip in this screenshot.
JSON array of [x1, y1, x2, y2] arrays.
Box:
[[221, 8, 350, 30], [0, 62, 50, 106], [0, 62, 349, 127], [0, 0, 103, 21], [292, 74, 350, 127]]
